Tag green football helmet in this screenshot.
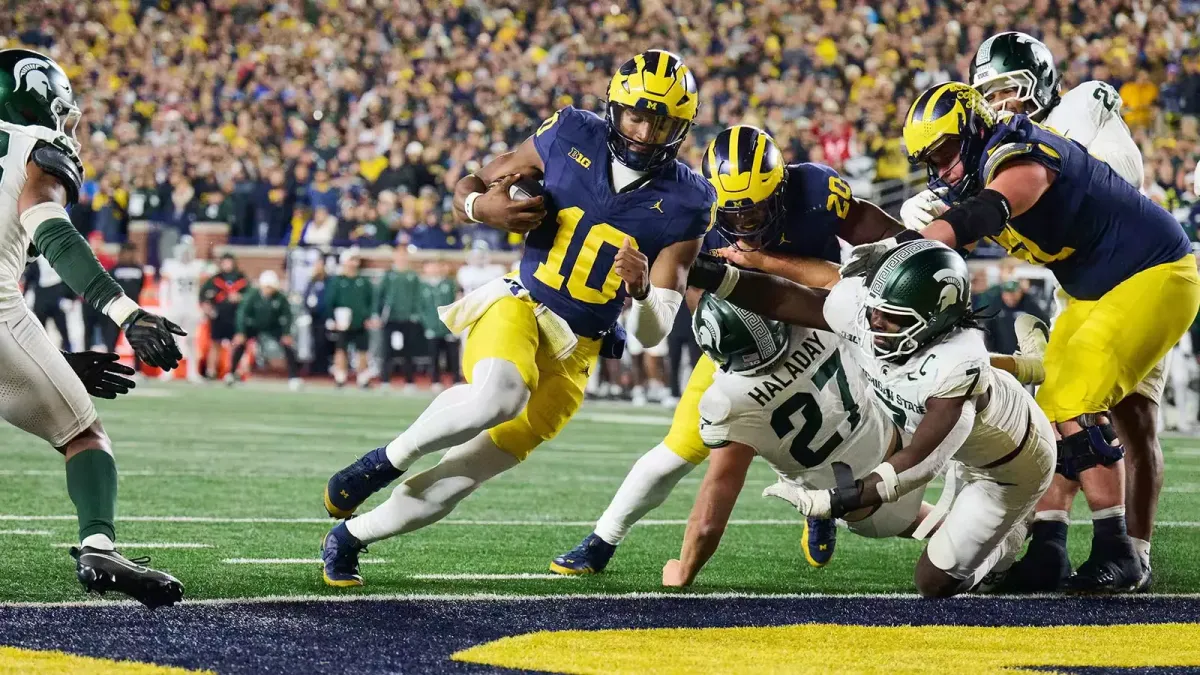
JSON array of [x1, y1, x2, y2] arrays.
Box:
[[859, 240, 971, 362], [969, 31, 1060, 121], [692, 292, 789, 374], [0, 49, 82, 154]]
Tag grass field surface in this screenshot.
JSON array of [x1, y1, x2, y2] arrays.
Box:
[[3, 382, 1200, 604]]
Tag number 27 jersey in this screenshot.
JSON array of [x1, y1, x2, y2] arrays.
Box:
[[525, 106, 714, 337], [698, 324, 892, 486]]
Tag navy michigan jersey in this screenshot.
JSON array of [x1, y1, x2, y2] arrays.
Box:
[[977, 114, 1190, 300], [702, 162, 853, 263], [525, 106, 714, 337]]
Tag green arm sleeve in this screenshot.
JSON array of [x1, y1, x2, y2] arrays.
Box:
[[32, 217, 125, 314]]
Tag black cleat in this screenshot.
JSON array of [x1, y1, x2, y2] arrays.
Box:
[[1063, 545, 1142, 594], [998, 538, 1071, 593], [70, 546, 184, 609]]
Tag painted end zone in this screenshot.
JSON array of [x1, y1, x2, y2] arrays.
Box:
[[0, 597, 1199, 674]]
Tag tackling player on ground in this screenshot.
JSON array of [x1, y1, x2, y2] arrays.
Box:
[[893, 80, 1199, 592], [0, 49, 185, 607], [688, 240, 1056, 597], [660, 293, 922, 587], [551, 125, 906, 576], [319, 50, 714, 586]]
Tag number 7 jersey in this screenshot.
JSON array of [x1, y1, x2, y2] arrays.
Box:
[[698, 324, 893, 486], [525, 106, 715, 337]]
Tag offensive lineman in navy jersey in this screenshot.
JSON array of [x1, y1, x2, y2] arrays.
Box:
[[551, 125, 907, 576], [318, 50, 714, 587], [897, 82, 1200, 592]]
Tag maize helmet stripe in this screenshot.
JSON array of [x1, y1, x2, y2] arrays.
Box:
[[737, 126, 761, 180], [728, 125, 741, 176]]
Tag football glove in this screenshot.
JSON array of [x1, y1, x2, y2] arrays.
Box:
[[62, 351, 137, 400], [840, 239, 899, 279], [762, 480, 833, 519], [122, 309, 186, 371], [899, 188, 950, 231]]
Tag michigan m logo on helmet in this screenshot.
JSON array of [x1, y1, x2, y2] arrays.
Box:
[[934, 268, 965, 311], [14, 57, 52, 98]]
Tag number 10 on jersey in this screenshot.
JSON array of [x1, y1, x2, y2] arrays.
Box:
[[533, 206, 639, 305]]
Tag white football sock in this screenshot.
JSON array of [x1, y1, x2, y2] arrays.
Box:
[[347, 432, 519, 544], [593, 443, 696, 545], [81, 533, 114, 551], [384, 358, 528, 471], [1033, 509, 1071, 524], [1092, 505, 1125, 520]]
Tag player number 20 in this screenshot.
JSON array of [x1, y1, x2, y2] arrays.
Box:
[[533, 206, 638, 305], [770, 350, 862, 468], [825, 176, 851, 220]]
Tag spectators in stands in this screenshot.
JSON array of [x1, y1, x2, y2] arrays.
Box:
[[7, 0, 1198, 252]]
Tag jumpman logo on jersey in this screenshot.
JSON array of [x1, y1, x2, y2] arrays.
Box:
[[649, 199, 664, 213]]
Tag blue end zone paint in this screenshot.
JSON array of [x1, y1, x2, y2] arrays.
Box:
[[1, 597, 1198, 674]]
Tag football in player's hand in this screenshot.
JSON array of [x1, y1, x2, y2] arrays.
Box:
[[508, 176, 545, 202]]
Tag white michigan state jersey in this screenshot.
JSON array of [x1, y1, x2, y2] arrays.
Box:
[[1045, 81, 1143, 188], [159, 258, 205, 315], [0, 121, 78, 321], [698, 324, 892, 486], [824, 277, 1038, 470]]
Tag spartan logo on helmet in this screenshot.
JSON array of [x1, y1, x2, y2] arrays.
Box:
[[934, 268, 965, 311], [696, 314, 722, 355], [14, 57, 52, 98]]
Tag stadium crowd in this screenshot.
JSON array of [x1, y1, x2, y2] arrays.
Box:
[[6, 0, 1200, 250], [8, 0, 1200, 423]]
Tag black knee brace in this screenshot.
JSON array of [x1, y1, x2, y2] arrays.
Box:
[[1057, 415, 1124, 480]]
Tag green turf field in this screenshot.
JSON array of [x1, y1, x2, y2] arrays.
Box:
[[2, 382, 1199, 604]]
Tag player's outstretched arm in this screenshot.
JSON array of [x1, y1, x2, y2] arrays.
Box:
[[687, 254, 831, 331], [840, 197, 906, 246], [19, 161, 185, 371], [714, 248, 842, 290], [453, 136, 546, 234], [921, 160, 1055, 248], [857, 396, 975, 510], [663, 442, 755, 587]]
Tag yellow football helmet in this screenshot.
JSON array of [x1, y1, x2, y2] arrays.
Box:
[[606, 49, 698, 171], [903, 82, 998, 201], [701, 125, 787, 249]]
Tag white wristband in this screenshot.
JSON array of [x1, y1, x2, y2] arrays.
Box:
[[714, 265, 741, 299], [463, 191, 483, 223], [871, 462, 900, 503], [104, 295, 140, 327]]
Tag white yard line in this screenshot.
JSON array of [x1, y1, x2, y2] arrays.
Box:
[[411, 573, 572, 580], [51, 542, 212, 549], [221, 558, 391, 564], [7, 590, 1200, 609], [5, 514, 1200, 527], [0, 529, 51, 536]]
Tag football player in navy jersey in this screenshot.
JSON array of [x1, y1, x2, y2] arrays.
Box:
[[896, 82, 1200, 592], [317, 50, 716, 587], [551, 125, 907, 576]]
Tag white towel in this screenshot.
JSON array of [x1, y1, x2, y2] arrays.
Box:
[[438, 276, 522, 335]]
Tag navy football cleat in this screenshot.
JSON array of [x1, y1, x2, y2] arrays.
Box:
[[802, 517, 837, 568], [321, 522, 366, 587], [1063, 544, 1143, 594], [324, 447, 404, 519], [550, 533, 616, 576], [71, 546, 183, 609], [1000, 537, 1071, 593]]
